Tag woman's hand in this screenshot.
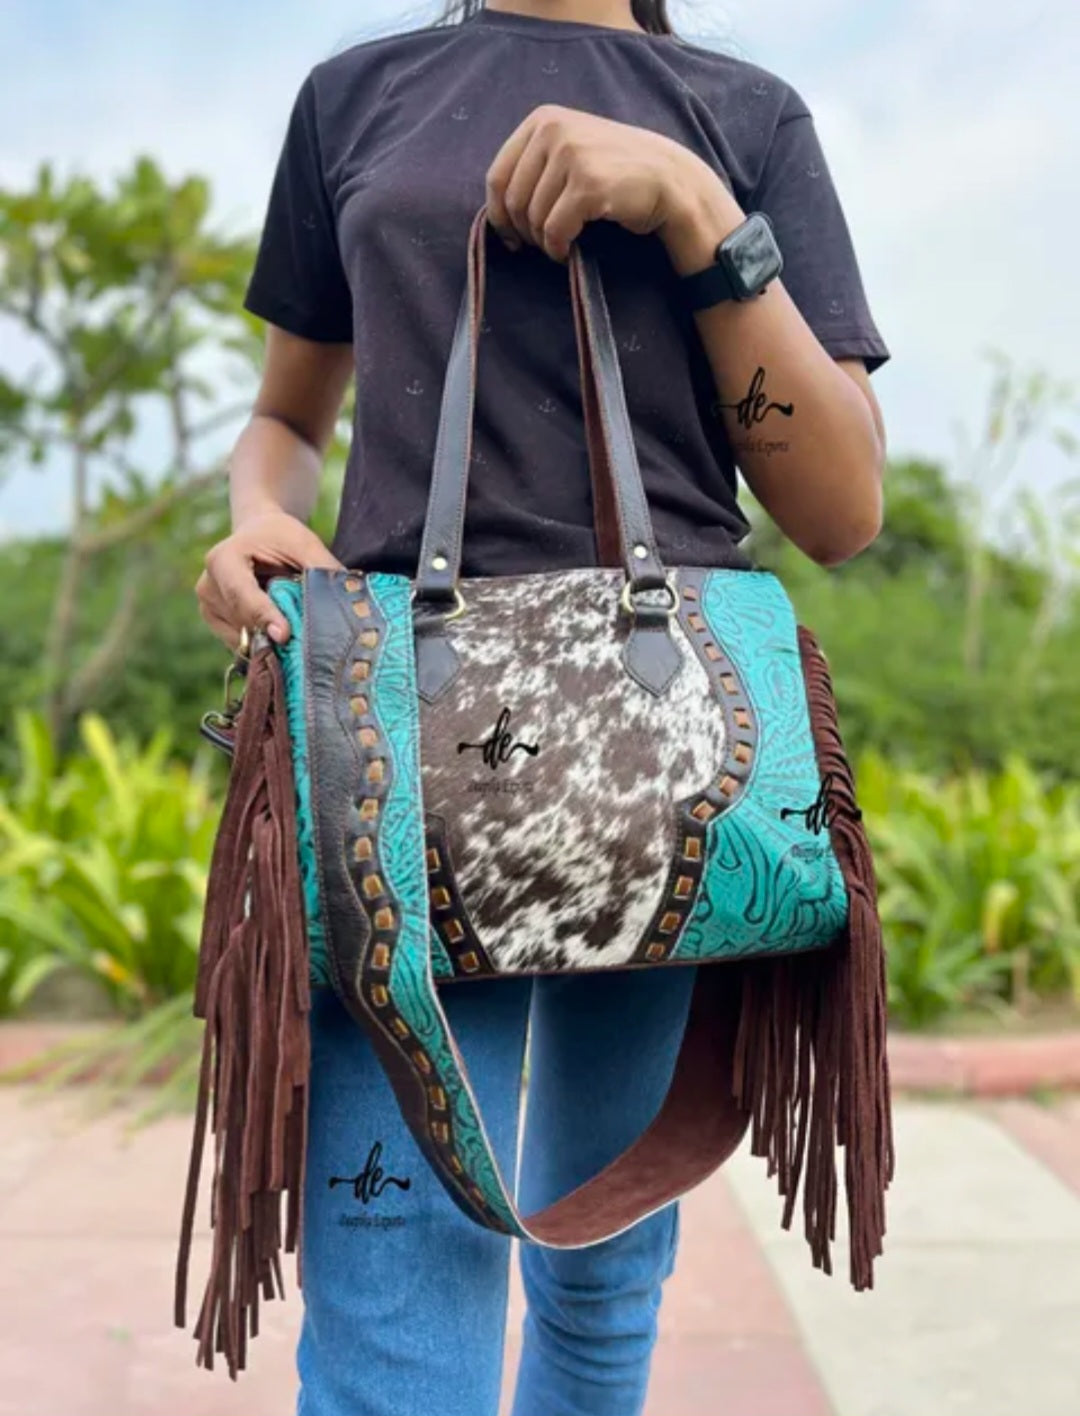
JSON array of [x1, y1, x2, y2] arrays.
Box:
[[196, 508, 344, 652], [484, 104, 731, 263], [485, 106, 886, 569]]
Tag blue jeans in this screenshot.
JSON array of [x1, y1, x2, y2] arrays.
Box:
[[296, 963, 697, 1416]]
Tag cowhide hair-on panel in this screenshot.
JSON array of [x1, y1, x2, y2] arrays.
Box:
[[418, 567, 729, 974]]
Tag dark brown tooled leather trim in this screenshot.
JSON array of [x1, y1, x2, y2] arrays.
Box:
[[630, 567, 760, 964], [305, 569, 507, 1231], [424, 812, 496, 979]]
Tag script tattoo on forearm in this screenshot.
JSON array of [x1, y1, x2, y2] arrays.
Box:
[[712, 365, 793, 458]]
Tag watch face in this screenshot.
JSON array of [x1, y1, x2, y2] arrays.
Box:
[[723, 214, 783, 296]]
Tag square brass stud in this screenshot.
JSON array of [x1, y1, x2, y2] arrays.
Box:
[[683, 836, 703, 861], [687, 612, 706, 632], [352, 600, 371, 618], [412, 1050, 433, 1075], [363, 873, 384, 900], [344, 576, 361, 593], [360, 797, 379, 821], [691, 800, 716, 823], [429, 1085, 447, 1111], [391, 1017, 409, 1039], [645, 942, 667, 961], [720, 673, 738, 695], [351, 659, 371, 681], [374, 906, 394, 931], [734, 742, 753, 764], [353, 835, 373, 862], [370, 983, 389, 1008], [673, 875, 694, 899], [432, 1121, 450, 1145], [372, 943, 391, 970], [659, 911, 681, 934], [460, 950, 480, 973], [703, 643, 722, 662], [426, 847, 441, 872], [367, 759, 385, 785], [359, 629, 379, 649], [444, 918, 465, 943]]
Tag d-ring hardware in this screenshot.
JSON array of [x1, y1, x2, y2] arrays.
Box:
[[619, 573, 678, 618], [412, 585, 468, 621]]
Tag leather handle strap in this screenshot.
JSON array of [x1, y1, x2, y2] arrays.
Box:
[[567, 235, 668, 592], [415, 203, 668, 605], [570, 232, 622, 569]]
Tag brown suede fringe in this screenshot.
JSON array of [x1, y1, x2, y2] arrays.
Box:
[[174, 644, 311, 1378], [729, 624, 895, 1291]]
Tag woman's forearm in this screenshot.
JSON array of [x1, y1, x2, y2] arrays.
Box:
[[227, 328, 354, 532], [227, 413, 326, 530], [659, 166, 886, 567]]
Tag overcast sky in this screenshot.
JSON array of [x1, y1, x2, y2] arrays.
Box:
[[0, 0, 1076, 540]]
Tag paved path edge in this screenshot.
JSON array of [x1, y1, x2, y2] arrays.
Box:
[[3, 1019, 1080, 1097]]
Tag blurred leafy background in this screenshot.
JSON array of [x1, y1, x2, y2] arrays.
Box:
[[0, 156, 1078, 1110]]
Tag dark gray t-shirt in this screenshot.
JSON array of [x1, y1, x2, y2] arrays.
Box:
[[244, 6, 891, 578]]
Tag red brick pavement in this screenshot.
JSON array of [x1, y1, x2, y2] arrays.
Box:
[[4, 1017, 1080, 1416], [0, 1085, 831, 1416], [989, 1095, 1080, 1196]]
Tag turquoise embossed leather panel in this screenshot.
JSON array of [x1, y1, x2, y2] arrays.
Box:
[[268, 577, 331, 988], [365, 574, 517, 1232], [267, 575, 456, 989], [674, 569, 849, 961]]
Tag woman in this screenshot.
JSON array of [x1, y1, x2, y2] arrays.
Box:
[[194, 2, 891, 1414]]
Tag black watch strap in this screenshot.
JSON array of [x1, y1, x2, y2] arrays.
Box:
[[680, 251, 740, 311]]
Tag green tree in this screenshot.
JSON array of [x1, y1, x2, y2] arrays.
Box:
[[0, 158, 260, 749], [744, 353, 1080, 778], [951, 350, 1080, 676]]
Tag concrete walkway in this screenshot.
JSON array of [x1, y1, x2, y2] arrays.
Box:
[[1, 1085, 1078, 1416]]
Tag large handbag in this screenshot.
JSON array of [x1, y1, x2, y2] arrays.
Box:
[[174, 203, 894, 1377]]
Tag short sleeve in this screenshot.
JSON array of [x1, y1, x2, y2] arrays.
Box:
[[751, 95, 891, 375], [243, 72, 354, 344]]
